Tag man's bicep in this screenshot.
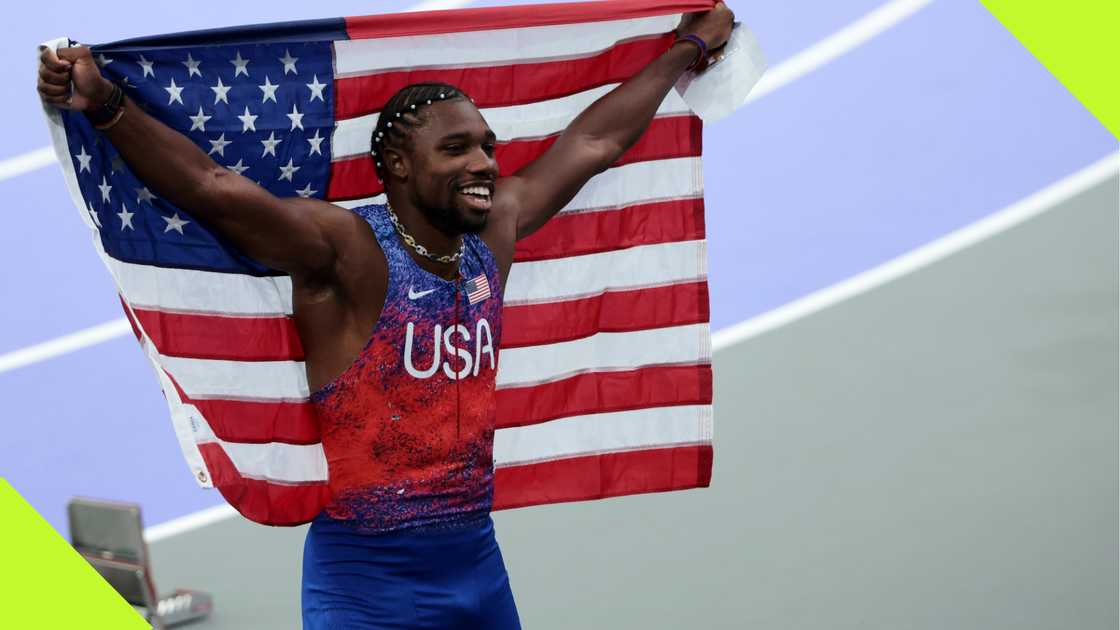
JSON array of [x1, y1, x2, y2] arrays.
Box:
[[503, 132, 615, 240], [206, 173, 347, 275]]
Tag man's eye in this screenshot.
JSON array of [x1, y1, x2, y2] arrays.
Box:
[[482, 144, 495, 155], [444, 144, 464, 153]]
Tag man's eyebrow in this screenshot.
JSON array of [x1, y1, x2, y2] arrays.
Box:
[[436, 130, 497, 143]]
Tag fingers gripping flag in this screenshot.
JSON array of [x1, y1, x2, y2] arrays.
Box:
[[42, 0, 766, 525]]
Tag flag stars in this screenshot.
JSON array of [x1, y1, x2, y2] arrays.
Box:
[[278, 158, 300, 181], [226, 159, 250, 175], [258, 76, 279, 103], [188, 106, 212, 132], [110, 155, 125, 173], [95, 53, 113, 68], [306, 129, 324, 156], [136, 55, 155, 78], [237, 106, 258, 133], [162, 212, 190, 234], [260, 132, 282, 157], [208, 133, 232, 156], [164, 77, 184, 105], [286, 104, 304, 131], [306, 75, 326, 102], [279, 49, 298, 75], [87, 202, 102, 228], [230, 51, 250, 77], [98, 176, 113, 202], [117, 204, 135, 230], [182, 53, 202, 77], [210, 77, 231, 105], [296, 182, 317, 198], [74, 146, 92, 173], [135, 187, 156, 204]]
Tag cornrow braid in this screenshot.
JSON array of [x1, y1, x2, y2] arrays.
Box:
[[370, 82, 470, 184]]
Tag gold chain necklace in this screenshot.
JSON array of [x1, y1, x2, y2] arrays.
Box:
[[386, 202, 464, 265]]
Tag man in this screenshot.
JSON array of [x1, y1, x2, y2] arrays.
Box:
[[38, 3, 734, 627]]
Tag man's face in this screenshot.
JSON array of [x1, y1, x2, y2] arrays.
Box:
[[400, 99, 499, 236]]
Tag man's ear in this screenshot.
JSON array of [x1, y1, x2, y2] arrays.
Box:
[[383, 147, 409, 182]]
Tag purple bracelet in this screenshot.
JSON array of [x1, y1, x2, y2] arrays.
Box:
[[676, 34, 709, 70]]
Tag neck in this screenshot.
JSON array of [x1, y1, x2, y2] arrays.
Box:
[[386, 190, 463, 278]]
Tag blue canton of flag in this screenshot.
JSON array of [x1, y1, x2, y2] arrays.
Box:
[[62, 41, 334, 276], [464, 273, 490, 305]]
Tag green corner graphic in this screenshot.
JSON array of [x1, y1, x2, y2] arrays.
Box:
[[0, 479, 149, 628], [981, 0, 1119, 140]]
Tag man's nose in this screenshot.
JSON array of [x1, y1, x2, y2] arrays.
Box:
[[467, 147, 498, 177]]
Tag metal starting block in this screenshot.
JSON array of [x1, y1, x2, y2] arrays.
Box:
[[67, 498, 213, 628]]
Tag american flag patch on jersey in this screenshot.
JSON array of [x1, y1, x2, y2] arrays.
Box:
[[465, 273, 491, 305]]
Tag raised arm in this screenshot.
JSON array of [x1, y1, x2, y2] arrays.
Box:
[[494, 3, 734, 241], [37, 45, 362, 280]]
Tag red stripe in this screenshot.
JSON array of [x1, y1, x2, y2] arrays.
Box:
[[336, 34, 672, 119], [119, 295, 143, 342], [198, 443, 330, 526], [328, 114, 699, 201], [130, 308, 304, 362], [344, 0, 714, 40], [513, 195, 705, 263], [502, 281, 709, 348], [492, 444, 713, 511], [497, 364, 712, 429], [163, 370, 320, 445]]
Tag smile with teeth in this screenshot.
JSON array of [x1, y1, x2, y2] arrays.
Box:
[[459, 185, 491, 199]]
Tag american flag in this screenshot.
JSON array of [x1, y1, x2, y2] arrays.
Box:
[[43, 0, 765, 525], [465, 273, 491, 305]]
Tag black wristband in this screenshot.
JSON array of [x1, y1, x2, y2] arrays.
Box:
[[84, 83, 123, 127]]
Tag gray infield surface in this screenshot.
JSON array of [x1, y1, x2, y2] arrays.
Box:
[[147, 177, 1119, 629]]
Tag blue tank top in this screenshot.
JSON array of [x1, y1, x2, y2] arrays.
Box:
[[309, 204, 503, 533]]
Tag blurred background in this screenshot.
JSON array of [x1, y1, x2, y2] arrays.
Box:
[[1, 0, 1116, 628]]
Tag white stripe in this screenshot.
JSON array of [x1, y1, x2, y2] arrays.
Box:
[[210, 439, 327, 483], [556, 157, 702, 218], [334, 15, 677, 76], [331, 155, 701, 211], [0, 318, 131, 375], [107, 257, 294, 315], [712, 152, 1120, 350], [748, 0, 933, 103], [505, 239, 706, 306], [332, 86, 690, 158], [493, 404, 712, 467], [496, 322, 710, 389], [160, 353, 308, 401]]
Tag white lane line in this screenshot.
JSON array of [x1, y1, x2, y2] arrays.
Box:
[[747, 0, 933, 102], [0, 318, 132, 374], [2, 0, 932, 183], [0, 146, 56, 182], [405, 0, 474, 10], [713, 152, 1120, 351], [145, 503, 238, 543]]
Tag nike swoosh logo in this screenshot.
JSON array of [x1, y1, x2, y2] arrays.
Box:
[[408, 287, 437, 300]]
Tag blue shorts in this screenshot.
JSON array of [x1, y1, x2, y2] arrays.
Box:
[[301, 514, 521, 629]]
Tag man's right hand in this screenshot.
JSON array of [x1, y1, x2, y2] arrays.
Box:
[[38, 45, 114, 111]]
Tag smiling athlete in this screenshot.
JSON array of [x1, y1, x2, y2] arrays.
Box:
[[38, 4, 734, 628]]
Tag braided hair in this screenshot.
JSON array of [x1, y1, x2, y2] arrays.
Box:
[[370, 82, 470, 185]]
